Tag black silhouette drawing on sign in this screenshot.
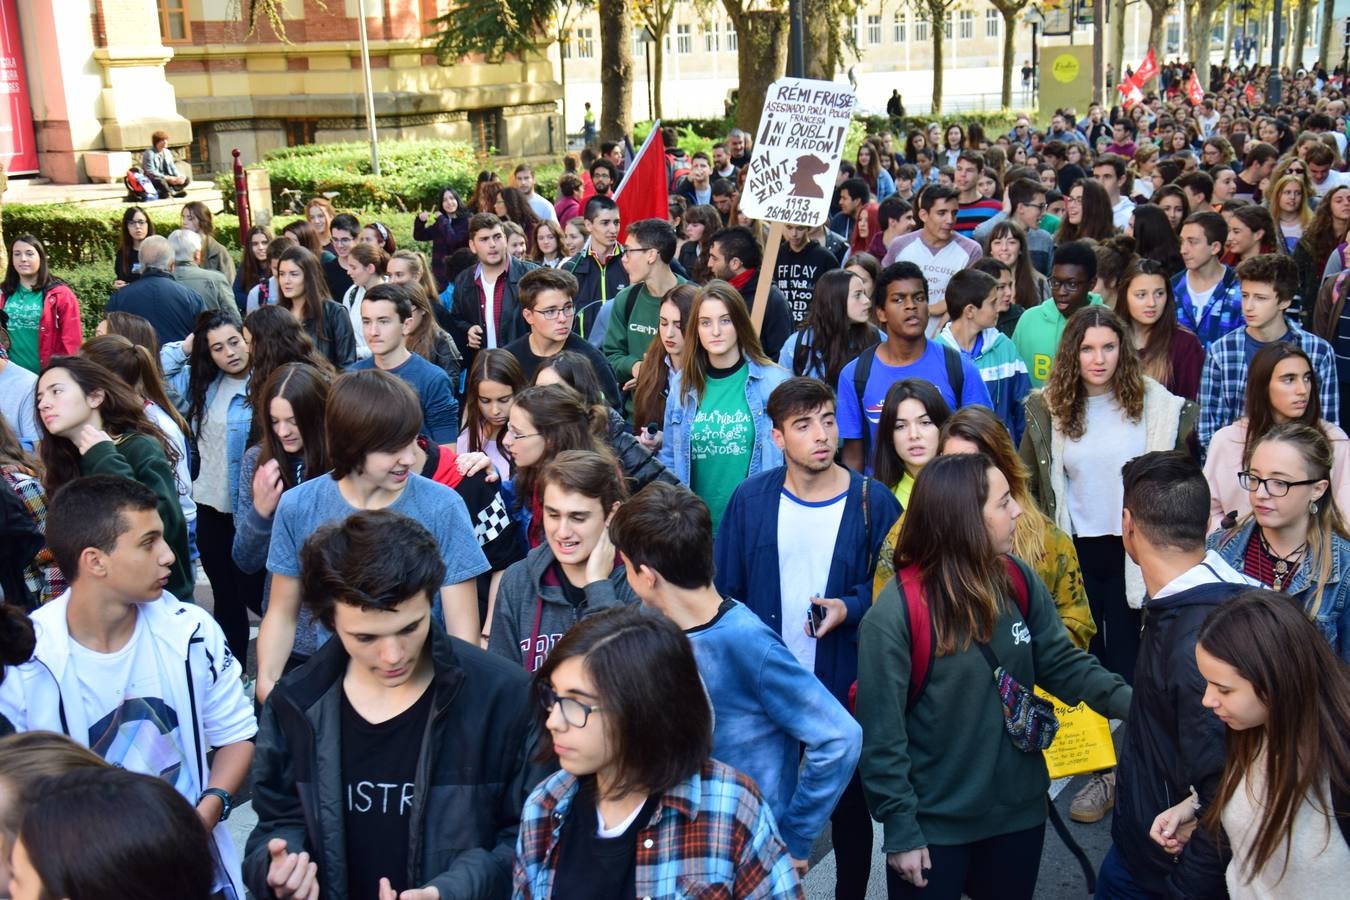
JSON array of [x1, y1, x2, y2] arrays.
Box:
[[790, 155, 829, 199]]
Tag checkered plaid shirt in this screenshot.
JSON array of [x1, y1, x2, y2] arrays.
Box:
[[1197, 321, 1341, 451], [1173, 265, 1244, 350], [1, 466, 65, 605], [512, 760, 803, 900]]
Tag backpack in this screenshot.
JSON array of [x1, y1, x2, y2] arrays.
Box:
[[123, 166, 158, 202], [851, 341, 965, 464]]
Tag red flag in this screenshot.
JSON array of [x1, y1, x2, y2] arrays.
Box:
[[613, 125, 668, 244], [1186, 70, 1205, 106], [1244, 82, 1257, 104], [1120, 81, 1144, 110], [1133, 48, 1158, 85]]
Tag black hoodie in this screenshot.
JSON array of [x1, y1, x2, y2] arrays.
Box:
[[1111, 562, 1254, 899]]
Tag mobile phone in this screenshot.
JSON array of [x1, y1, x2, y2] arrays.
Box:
[[807, 600, 826, 637]]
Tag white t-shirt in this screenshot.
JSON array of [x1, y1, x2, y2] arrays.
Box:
[[68, 614, 199, 799], [884, 231, 983, 336], [1112, 196, 1136, 230], [194, 374, 247, 513], [482, 271, 501, 348], [1062, 393, 1146, 537], [777, 486, 848, 672], [1185, 272, 1218, 320], [1311, 169, 1350, 198]]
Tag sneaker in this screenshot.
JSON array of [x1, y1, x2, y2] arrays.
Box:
[[1069, 771, 1115, 823]]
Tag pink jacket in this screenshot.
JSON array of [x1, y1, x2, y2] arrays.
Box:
[[0, 281, 83, 367], [1204, 418, 1350, 532]]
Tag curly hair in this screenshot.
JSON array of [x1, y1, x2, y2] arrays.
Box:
[[1043, 306, 1145, 440]]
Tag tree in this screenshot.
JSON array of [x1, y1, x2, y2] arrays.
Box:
[[802, 0, 864, 81], [430, 0, 559, 61], [720, 0, 789, 134], [599, 0, 635, 140], [912, 0, 959, 115], [1184, 0, 1227, 77], [631, 0, 676, 118], [1318, 0, 1334, 68], [1109, 0, 1127, 93], [1142, 0, 1170, 65], [1292, 0, 1311, 69], [988, 0, 1034, 108]]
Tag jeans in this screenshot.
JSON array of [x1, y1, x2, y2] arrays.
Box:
[[1095, 844, 1166, 900], [884, 822, 1046, 900]]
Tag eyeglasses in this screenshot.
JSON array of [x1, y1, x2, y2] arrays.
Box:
[[1051, 278, 1086, 291], [1066, 195, 1084, 206], [538, 685, 602, 727], [624, 245, 654, 254], [533, 303, 575, 320], [506, 426, 539, 441], [1237, 471, 1320, 497], [1022, 202, 1047, 211]]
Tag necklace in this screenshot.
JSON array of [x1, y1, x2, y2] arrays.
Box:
[[1258, 530, 1307, 591]]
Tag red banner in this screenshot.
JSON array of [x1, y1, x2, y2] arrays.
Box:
[[0, 0, 36, 174], [1244, 82, 1257, 104], [1133, 49, 1159, 86], [614, 126, 668, 245], [1119, 81, 1144, 110], [1186, 70, 1205, 106]]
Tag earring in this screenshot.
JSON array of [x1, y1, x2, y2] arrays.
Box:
[[1310, 499, 1319, 516]]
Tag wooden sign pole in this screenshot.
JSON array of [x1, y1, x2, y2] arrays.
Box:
[[750, 221, 785, 338]]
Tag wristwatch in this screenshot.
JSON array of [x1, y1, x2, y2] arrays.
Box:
[[198, 787, 233, 822]]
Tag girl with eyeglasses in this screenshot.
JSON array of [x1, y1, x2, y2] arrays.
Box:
[[1205, 343, 1350, 532], [114, 206, 155, 290], [1055, 180, 1116, 245], [1148, 590, 1350, 895], [515, 605, 802, 899], [1208, 423, 1350, 660]]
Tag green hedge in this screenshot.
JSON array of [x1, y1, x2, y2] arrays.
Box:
[[52, 261, 117, 337], [3, 204, 244, 267], [252, 140, 482, 211]]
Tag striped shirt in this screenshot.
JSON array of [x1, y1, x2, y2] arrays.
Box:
[[955, 197, 1003, 236]]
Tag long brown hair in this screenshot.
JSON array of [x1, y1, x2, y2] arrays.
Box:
[[79, 334, 190, 436], [276, 246, 334, 344], [257, 362, 332, 490], [939, 406, 1051, 565], [242, 305, 335, 438], [1242, 343, 1321, 465], [793, 269, 881, 385], [1043, 306, 1146, 440], [1118, 259, 1182, 388], [633, 285, 696, 430], [36, 356, 180, 493], [1056, 179, 1115, 244], [239, 225, 273, 292], [1198, 589, 1350, 884], [462, 349, 526, 451], [390, 249, 441, 306], [403, 283, 449, 363], [679, 281, 773, 405], [682, 204, 723, 282], [986, 220, 1041, 309], [1300, 184, 1350, 268], [893, 453, 1011, 654], [510, 383, 610, 511]]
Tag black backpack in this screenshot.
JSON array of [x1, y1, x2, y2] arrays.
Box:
[[851, 341, 965, 464]]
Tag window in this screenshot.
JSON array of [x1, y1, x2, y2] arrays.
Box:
[[915, 18, 928, 41], [851, 15, 859, 45], [958, 10, 972, 39], [944, 11, 952, 39], [894, 12, 905, 43], [576, 27, 594, 59], [468, 109, 503, 155], [986, 9, 999, 37], [726, 20, 737, 50], [632, 28, 644, 58], [705, 22, 719, 52], [561, 32, 571, 59], [867, 14, 882, 45], [156, 0, 191, 42], [676, 24, 692, 53]]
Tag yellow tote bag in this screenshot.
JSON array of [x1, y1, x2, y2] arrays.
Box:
[[1034, 688, 1117, 779]]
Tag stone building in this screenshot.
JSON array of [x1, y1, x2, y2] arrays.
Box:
[[7, 0, 563, 183]]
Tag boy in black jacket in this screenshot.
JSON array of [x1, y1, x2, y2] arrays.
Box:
[[1099, 452, 1257, 899], [245, 510, 547, 900]]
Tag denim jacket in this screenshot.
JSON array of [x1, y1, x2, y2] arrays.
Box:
[[658, 359, 791, 484], [1208, 519, 1350, 661], [161, 341, 253, 510]]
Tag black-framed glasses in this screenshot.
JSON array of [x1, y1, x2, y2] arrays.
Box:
[[624, 244, 654, 254], [1237, 471, 1320, 497], [538, 685, 603, 727], [533, 303, 575, 321]]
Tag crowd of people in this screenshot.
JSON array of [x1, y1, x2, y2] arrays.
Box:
[[0, 59, 1346, 900]]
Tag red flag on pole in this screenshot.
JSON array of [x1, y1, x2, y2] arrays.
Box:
[[1119, 81, 1144, 110], [1186, 70, 1205, 106], [613, 125, 668, 244], [1244, 82, 1257, 104], [1133, 48, 1158, 85]]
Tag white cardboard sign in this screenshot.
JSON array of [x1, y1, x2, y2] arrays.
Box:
[[739, 77, 856, 226]]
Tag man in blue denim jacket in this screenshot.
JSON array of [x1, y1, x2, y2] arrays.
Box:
[[610, 480, 862, 878]]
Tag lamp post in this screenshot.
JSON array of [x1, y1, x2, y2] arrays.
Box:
[[1268, 0, 1283, 104], [356, 0, 381, 176]]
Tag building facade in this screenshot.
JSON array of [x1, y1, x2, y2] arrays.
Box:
[[9, 0, 563, 183]]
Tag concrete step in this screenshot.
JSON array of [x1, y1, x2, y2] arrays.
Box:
[[2, 177, 224, 214]]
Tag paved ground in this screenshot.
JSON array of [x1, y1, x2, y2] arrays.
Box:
[[202, 581, 1120, 899]]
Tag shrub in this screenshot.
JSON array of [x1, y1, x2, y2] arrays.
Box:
[[3, 204, 243, 268], [51, 261, 117, 337], [259, 140, 482, 210]]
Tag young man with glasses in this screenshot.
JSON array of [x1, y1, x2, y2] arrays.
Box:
[[602, 219, 686, 414], [323, 213, 360, 300], [246, 508, 545, 900], [1012, 239, 1105, 386], [609, 480, 861, 879], [504, 267, 622, 407]]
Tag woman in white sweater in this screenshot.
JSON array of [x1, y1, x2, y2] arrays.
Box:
[[1149, 589, 1350, 898]]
